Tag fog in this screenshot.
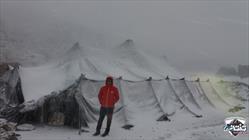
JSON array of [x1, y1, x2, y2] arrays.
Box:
[[0, 1, 248, 73]]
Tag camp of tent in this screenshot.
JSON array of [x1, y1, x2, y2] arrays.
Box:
[[21, 74, 246, 129], [0, 40, 248, 140]]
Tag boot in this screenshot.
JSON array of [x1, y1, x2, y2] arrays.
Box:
[[93, 131, 100, 136], [101, 131, 109, 137], [101, 128, 109, 137]]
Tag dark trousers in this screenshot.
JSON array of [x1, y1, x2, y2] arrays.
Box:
[[96, 107, 114, 133]]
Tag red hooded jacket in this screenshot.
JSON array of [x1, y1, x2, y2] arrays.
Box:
[[98, 76, 119, 108]]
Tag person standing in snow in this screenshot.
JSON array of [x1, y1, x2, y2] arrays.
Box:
[[93, 76, 120, 137]]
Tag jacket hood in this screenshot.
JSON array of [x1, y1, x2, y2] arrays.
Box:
[[105, 76, 113, 86]]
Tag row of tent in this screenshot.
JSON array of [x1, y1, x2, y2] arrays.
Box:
[[18, 74, 245, 129], [0, 65, 246, 130]]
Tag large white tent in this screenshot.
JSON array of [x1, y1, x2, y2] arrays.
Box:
[[10, 40, 246, 131]]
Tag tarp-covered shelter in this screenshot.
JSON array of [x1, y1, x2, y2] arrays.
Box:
[[0, 41, 248, 130], [18, 74, 247, 129], [0, 63, 24, 122], [0, 63, 24, 108]]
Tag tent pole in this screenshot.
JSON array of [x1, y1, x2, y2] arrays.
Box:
[[78, 75, 82, 135]]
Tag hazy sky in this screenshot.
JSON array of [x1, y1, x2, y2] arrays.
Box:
[[0, 0, 248, 73]]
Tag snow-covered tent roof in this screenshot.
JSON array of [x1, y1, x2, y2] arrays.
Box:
[[19, 40, 182, 101]]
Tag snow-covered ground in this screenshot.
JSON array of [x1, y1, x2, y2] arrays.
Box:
[[18, 109, 248, 140]]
